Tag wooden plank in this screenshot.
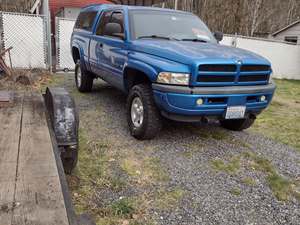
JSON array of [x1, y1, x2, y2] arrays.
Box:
[[0, 182, 15, 225], [12, 92, 69, 225], [12, 177, 68, 225], [0, 95, 21, 164], [0, 94, 23, 225]]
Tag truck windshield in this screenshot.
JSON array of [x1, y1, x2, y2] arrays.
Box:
[[129, 10, 216, 43]]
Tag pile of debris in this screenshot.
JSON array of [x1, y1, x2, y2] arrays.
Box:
[[0, 47, 51, 90], [0, 47, 13, 77]]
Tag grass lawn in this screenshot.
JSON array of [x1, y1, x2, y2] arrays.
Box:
[[251, 79, 300, 151]]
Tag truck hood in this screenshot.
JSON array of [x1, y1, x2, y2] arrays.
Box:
[[130, 40, 270, 66]]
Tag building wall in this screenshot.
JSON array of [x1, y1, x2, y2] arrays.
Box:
[[49, 0, 111, 18], [56, 7, 81, 19], [273, 23, 300, 44], [221, 35, 300, 80]]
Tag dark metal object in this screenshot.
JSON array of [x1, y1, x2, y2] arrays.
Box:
[[44, 87, 79, 174]]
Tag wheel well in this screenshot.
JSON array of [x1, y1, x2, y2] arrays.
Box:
[[124, 67, 151, 92], [72, 47, 80, 63]]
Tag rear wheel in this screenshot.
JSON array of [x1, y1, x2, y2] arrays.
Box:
[[126, 84, 162, 140], [219, 116, 256, 131], [75, 60, 93, 92]]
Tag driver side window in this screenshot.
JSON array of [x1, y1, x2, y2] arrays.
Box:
[[96, 10, 124, 38]]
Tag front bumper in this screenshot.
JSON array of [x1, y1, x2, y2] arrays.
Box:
[[152, 82, 276, 121]]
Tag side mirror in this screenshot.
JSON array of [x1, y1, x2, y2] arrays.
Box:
[[214, 31, 223, 42], [104, 22, 124, 40]]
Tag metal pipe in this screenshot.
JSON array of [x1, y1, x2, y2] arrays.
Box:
[[43, 0, 52, 73], [175, 0, 178, 10]]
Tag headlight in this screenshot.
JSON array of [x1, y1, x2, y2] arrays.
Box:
[[157, 72, 190, 85]]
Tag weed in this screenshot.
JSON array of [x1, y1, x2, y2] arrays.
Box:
[[144, 157, 169, 182], [181, 143, 204, 158], [111, 198, 136, 216], [266, 174, 292, 201], [211, 130, 229, 140], [242, 177, 257, 186], [230, 187, 241, 196]]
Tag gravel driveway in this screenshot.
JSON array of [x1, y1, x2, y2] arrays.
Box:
[[57, 74, 300, 225]]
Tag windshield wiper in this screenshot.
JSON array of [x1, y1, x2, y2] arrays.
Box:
[[181, 38, 208, 43], [137, 35, 179, 41]]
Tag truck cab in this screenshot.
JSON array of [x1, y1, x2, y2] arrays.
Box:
[[71, 4, 276, 140]]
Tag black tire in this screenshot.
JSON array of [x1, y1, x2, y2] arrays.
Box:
[[75, 60, 93, 92], [219, 116, 256, 131], [61, 146, 78, 174], [126, 84, 162, 140]]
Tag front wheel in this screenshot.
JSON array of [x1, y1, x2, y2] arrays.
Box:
[[219, 116, 256, 131], [126, 84, 162, 140]]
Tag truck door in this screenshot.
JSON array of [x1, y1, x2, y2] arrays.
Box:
[[90, 10, 127, 90], [89, 11, 111, 77]]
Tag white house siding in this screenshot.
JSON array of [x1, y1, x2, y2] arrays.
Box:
[[273, 22, 300, 44], [221, 35, 300, 80]]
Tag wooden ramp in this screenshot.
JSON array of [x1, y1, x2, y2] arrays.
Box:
[[0, 92, 70, 225]]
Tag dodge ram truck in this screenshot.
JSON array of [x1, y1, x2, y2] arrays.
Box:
[[71, 4, 276, 140]]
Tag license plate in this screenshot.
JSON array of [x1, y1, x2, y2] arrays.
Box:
[[225, 106, 246, 119]]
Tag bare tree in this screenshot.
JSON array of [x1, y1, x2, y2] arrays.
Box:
[[154, 0, 300, 37]]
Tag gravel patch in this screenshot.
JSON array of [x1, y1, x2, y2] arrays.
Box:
[[58, 73, 300, 225]]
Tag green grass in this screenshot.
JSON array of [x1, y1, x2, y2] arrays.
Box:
[[121, 156, 169, 184], [242, 177, 257, 186], [243, 151, 299, 202], [211, 156, 241, 174], [155, 187, 185, 210], [212, 151, 300, 202], [251, 79, 300, 151]]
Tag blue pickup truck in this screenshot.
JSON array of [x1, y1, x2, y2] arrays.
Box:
[[71, 4, 276, 140]]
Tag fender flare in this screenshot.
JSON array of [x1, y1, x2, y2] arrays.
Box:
[[44, 87, 79, 174], [124, 59, 158, 82], [71, 43, 86, 67]]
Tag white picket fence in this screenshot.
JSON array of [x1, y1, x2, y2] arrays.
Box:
[[221, 35, 300, 80]]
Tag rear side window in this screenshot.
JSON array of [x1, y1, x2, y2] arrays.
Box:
[[75, 11, 97, 31]]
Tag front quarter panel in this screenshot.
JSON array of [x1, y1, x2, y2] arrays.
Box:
[[126, 51, 191, 82]]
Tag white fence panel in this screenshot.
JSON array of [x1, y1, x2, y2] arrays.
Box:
[[56, 17, 75, 71], [221, 36, 300, 80], [0, 12, 47, 69]]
